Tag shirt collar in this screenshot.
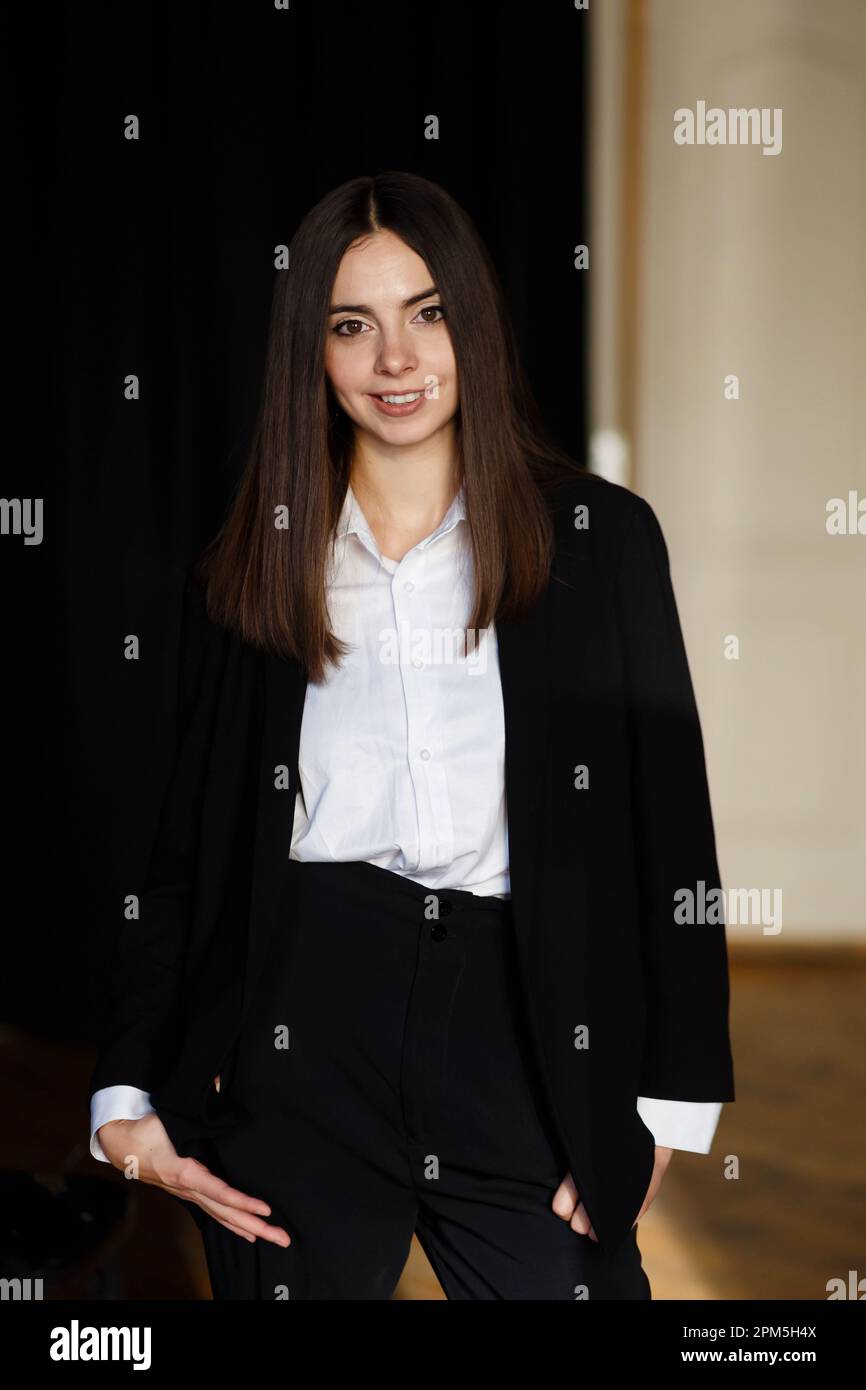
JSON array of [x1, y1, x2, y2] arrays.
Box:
[[336, 480, 467, 554]]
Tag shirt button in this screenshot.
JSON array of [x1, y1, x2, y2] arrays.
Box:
[[404, 580, 415, 592], [412, 656, 424, 669], [430, 921, 448, 941], [419, 748, 431, 760]]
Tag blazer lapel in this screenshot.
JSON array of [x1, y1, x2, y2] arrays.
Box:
[[494, 575, 553, 959]]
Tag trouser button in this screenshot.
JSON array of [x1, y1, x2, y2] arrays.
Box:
[[430, 896, 452, 940]]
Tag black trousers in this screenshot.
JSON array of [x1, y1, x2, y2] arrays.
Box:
[[201, 858, 652, 1300]]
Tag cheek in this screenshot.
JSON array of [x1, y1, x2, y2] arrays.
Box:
[[426, 348, 458, 400], [325, 344, 364, 396]]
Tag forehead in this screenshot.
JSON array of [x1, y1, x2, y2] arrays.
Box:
[[332, 231, 432, 301]]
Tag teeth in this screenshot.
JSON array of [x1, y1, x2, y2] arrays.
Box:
[[378, 392, 422, 404]]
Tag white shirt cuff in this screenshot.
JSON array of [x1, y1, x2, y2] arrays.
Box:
[[636, 1096, 723, 1153], [90, 1085, 156, 1163]]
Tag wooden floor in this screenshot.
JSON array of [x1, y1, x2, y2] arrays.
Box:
[[3, 946, 864, 1300]]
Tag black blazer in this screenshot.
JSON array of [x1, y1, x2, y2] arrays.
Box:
[[89, 471, 735, 1256]]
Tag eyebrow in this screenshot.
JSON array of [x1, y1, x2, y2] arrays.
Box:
[[328, 285, 439, 315]]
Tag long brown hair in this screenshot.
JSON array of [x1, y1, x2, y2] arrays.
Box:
[[195, 170, 586, 682]]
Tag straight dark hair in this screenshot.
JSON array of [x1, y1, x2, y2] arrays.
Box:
[[195, 170, 586, 682]]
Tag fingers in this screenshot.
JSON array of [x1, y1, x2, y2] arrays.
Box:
[[569, 1202, 598, 1241], [193, 1192, 292, 1246], [166, 1157, 292, 1246], [551, 1173, 598, 1241], [551, 1171, 578, 1218], [171, 1157, 270, 1216]]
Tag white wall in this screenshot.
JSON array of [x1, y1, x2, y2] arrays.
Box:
[[593, 0, 866, 940]]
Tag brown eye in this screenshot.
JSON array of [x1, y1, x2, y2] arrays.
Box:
[[333, 319, 370, 337]]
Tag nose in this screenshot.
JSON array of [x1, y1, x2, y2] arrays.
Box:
[[375, 325, 418, 377]]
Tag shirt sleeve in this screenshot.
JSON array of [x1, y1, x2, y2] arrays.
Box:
[[636, 1095, 723, 1153], [90, 1085, 156, 1163]]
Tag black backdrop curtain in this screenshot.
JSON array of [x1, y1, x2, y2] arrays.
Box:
[[3, 2, 588, 1042]]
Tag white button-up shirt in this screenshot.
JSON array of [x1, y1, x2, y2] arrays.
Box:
[[89, 480, 723, 1159], [289, 480, 510, 897]]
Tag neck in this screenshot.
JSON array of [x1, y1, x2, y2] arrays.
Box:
[[348, 425, 461, 548]]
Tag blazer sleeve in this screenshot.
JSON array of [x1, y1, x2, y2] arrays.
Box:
[[87, 569, 229, 1099], [615, 495, 735, 1103]]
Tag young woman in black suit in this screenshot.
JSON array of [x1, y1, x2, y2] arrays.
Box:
[[90, 171, 734, 1300]]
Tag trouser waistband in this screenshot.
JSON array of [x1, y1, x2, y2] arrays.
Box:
[[285, 856, 512, 921]]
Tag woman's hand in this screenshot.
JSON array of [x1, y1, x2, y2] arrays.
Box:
[[551, 1146, 674, 1242], [632, 1144, 673, 1223], [96, 1112, 292, 1247]]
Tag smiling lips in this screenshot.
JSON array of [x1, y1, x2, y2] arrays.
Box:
[[367, 390, 427, 417]]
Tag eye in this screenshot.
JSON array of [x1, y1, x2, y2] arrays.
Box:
[[415, 304, 446, 324], [333, 318, 371, 337]]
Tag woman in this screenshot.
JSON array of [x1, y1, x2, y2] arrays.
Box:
[[89, 171, 734, 1300]]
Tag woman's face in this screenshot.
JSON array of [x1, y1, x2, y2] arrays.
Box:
[[324, 229, 459, 448]]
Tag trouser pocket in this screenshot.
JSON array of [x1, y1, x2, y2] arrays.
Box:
[[202, 1031, 244, 1123]]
